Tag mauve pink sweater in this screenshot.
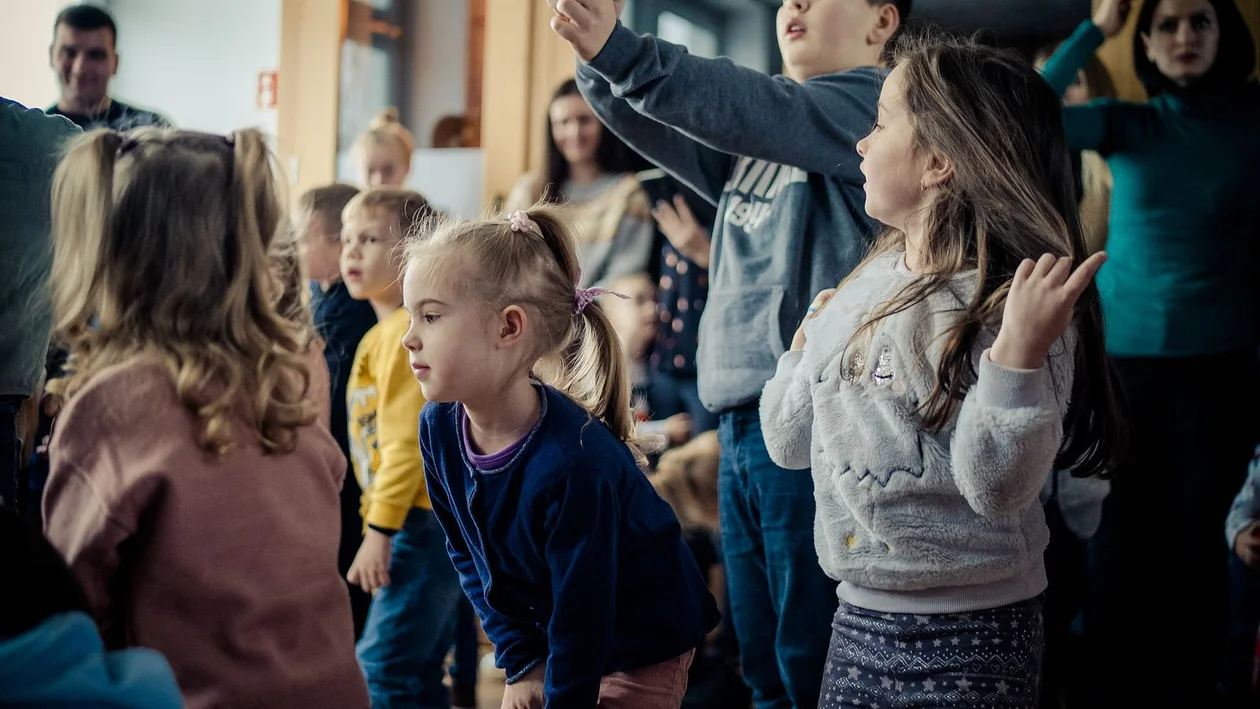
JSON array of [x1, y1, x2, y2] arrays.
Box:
[[44, 351, 367, 709]]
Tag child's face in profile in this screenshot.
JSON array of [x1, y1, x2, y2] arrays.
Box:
[[340, 209, 404, 305], [297, 211, 343, 286], [400, 261, 505, 404], [855, 64, 933, 235], [605, 274, 658, 361]]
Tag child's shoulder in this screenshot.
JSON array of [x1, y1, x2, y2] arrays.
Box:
[[536, 387, 642, 475], [56, 355, 178, 450]]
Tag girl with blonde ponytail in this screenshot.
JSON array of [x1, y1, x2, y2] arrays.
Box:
[[42, 128, 368, 709], [354, 107, 416, 188], [404, 206, 719, 708]]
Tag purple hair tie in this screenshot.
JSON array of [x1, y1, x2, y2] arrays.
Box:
[[574, 287, 628, 315]]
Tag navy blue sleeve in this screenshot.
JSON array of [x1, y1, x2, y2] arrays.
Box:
[[582, 22, 881, 185], [419, 405, 546, 682], [541, 460, 620, 708]]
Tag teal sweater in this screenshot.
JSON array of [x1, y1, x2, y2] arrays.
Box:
[[1042, 21, 1260, 357]]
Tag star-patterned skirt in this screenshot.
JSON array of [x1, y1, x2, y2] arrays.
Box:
[[820, 596, 1043, 708]]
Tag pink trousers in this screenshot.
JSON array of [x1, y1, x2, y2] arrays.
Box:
[[501, 649, 695, 709]]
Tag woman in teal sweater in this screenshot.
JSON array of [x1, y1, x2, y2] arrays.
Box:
[[1041, 0, 1259, 705]]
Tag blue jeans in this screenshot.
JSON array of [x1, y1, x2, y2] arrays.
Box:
[[718, 404, 837, 709], [357, 507, 463, 709], [649, 371, 720, 434]]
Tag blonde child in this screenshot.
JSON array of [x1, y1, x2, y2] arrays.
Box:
[[760, 40, 1126, 707], [354, 108, 415, 189], [340, 188, 460, 708], [405, 207, 719, 708], [602, 272, 691, 451], [42, 128, 367, 708]]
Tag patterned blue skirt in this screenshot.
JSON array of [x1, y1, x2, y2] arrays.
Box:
[[820, 596, 1043, 708]]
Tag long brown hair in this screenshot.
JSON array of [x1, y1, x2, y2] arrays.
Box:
[[404, 205, 640, 461], [847, 37, 1126, 478], [49, 128, 316, 455]]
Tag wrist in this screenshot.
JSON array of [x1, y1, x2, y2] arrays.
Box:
[[989, 336, 1044, 370]]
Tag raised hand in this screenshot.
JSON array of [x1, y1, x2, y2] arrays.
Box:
[[652, 195, 711, 268], [547, 0, 623, 62], [1092, 0, 1132, 38], [991, 252, 1107, 370]]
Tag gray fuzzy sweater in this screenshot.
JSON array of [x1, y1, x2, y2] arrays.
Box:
[[760, 251, 1075, 614]]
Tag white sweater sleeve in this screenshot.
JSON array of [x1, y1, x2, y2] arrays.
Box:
[[1226, 448, 1260, 549], [760, 350, 814, 470], [951, 336, 1075, 519]]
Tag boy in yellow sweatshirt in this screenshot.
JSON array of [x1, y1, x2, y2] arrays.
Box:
[[341, 189, 459, 708]]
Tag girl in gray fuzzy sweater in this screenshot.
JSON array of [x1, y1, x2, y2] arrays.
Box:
[[760, 40, 1126, 708]]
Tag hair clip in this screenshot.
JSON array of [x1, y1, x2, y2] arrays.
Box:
[[507, 210, 539, 236], [574, 287, 628, 316]]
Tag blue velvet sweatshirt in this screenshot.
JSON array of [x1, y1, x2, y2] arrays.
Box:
[[419, 385, 719, 708]]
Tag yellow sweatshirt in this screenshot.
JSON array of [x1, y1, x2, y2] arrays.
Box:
[[347, 307, 429, 531]]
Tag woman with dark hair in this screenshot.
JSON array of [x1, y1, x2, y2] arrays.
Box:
[[1041, 1, 1259, 706], [506, 79, 655, 288]]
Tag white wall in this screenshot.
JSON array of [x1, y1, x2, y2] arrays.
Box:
[[0, 0, 74, 110], [105, 0, 281, 136], [408, 0, 469, 149]]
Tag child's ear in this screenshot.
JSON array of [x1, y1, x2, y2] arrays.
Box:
[[922, 150, 954, 191], [497, 305, 529, 349], [868, 2, 902, 47], [1139, 32, 1155, 62]]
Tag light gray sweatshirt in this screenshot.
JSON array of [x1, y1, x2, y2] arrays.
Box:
[[760, 251, 1076, 614]]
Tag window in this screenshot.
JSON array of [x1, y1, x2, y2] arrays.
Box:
[[657, 11, 720, 58]]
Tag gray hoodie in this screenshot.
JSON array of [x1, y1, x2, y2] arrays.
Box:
[[578, 23, 883, 412]]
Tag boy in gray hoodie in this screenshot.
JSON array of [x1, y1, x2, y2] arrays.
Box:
[[550, 1, 910, 706]]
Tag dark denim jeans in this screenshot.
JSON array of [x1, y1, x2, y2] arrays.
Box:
[[718, 404, 837, 709], [357, 507, 463, 709]]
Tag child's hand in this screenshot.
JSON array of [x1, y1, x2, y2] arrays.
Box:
[[991, 253, 1107, 370], [1092, 0, 1132, 38], [653, 196, 711, 268], [501, 663, 546, 709], [1236, 522, 1260, 569], [547, 0, 624, 62], [791, 289, 838, 351], [664, 413, 693, 447], [347, 528, 393, 593]]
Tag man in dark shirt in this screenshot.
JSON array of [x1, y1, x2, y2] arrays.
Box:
[[45, 5, 169, 131]]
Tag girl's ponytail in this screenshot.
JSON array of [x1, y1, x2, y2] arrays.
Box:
[[50, 129, 123, 339], [524, 208, 641, 464]]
